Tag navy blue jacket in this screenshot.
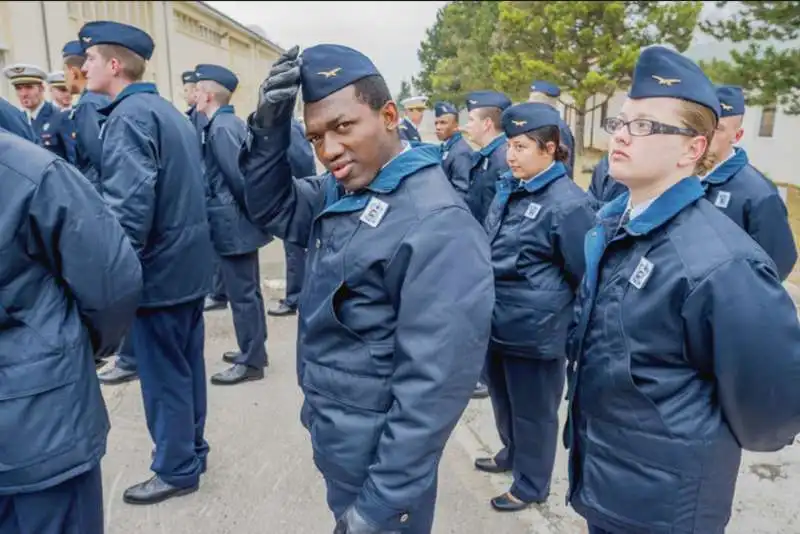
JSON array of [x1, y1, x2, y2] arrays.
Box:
[[565, 177, 800, 533], [240, 122, 494, 531], [31, 100, 71, 160], [557, 116, 575, 179], [702, 147, 797, 280], [288, 118, 316, 178], [466, 134, 508, 224], [397, 117, 421, 143], [99, 82, 213, 307], [67, 90, 110, 189], [440, 132, 473, 198], [0, 97, 35, 142], [203, 105, 272, 256], [186, 104, 208, 148], [485, 162, 594, 358], [0, 131, 142, 494], [587, 154, 628, 208]]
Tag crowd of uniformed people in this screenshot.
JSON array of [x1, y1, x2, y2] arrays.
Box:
[[1, 17, 800, 534]]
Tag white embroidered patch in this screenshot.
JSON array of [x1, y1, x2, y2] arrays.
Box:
[[524, 202, 542, 220], [714, 191, 731, 209], [98, 122, 106, 139], [43, 123, 50, 131], [442, 150, 449, 161], [481, 158, 489, 171], [629, 257, 654, 290], [359, 197, 389, 228]]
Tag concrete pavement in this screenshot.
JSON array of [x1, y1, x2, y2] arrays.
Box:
[[97, 241, 800, 533]]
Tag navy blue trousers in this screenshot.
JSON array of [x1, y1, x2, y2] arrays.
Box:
[[283, 241, 306, 309], [132, 299, 208, 488], [116, 334, 136, 372], [219, 251, 268, 369], [325, 473, 438, 534], [0, 465, 103, 534], [209, 255, 228, 303], [486, 347, 565, 502]]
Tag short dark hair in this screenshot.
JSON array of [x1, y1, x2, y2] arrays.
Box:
[[352, 75, 392, 111], [64, 55, 85, 69], [525, 125, 569, 162]]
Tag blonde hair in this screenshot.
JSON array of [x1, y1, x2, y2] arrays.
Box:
[[676, 100, 718, 176], [96, 44, 147, 82], [197, 79, 232, 106]]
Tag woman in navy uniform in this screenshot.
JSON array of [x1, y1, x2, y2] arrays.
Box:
[[565, 45, 800, 534], [474, 103, 594, 512]]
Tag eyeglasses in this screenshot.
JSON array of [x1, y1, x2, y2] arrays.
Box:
[[602, 117, 698, 137]]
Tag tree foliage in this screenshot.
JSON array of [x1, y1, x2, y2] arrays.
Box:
[[414, 1, 702, 156], [396, 79, 412, 104], [699, 1, 800, 114]]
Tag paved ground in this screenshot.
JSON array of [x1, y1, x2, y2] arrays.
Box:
[[97, 241, 800, 534]]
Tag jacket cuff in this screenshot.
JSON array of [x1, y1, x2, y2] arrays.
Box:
[[354, 479, 413, 531]]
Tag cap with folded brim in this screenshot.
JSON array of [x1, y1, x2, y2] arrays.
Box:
[[628, 45, 721, 120], [465, 91, 512, 112], [182, 70, 197, 84], [501, 102, 561, 138], [62, 40, 85, 58], [434, 101, 458, 117], [79, 20, 155, 60], [529, 80, 561, 98], [716, 85, 745, 117], [194, 64, 238, 93], [300, 44, 380, 103]]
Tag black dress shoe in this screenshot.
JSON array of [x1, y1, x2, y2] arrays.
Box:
[[267, 300, 297, 317], [122, 475, 198, 505], [490, 492, 531, 512], [222, 351, 241, 364], [210, 364, 264, 385], [474, 457, 510, 474], [97, 365, 138, 385], [203, 297, 228, 312], [472, 382, 490, 399]]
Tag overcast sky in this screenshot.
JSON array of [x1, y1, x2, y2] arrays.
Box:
[[207, 1, 448, 96]]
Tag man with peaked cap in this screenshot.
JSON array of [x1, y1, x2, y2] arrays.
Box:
[[80, 19, 214, 505], [0, 111, 143, 534], [3, 63, 71, 159], [398, 95, 426, 143], [47, 71, 74, 110], [434, 101, 473, 198], [193, 63, 271, 386], [240, 43, 494, 533], [529, 80, 575, 178], [701, 84, 797, 280], [0, 96, 35, 141], [267, 116, 317, 317]]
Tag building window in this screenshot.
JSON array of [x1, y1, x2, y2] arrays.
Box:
[[759, 106, 776, 138], [174, 11, 225, 47]]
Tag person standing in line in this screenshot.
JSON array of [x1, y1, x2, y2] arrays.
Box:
[[433, 101, 472, 199]]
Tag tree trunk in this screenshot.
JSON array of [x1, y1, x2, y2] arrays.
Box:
[[573, 108, 586, 160]]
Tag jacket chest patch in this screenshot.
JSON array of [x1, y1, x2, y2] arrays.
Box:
[[482, 158, 489, 171], [524, 202, 542, 220], [629, 257, 654, 289], [359, 197, 389, 228], [442, 150, 449, 161], [42, 122, 50, 131], [714, 190, 731, 209]]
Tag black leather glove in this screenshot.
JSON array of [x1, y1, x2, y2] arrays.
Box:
[[332, 506, 400, 534], [254, 45, 302, 130]]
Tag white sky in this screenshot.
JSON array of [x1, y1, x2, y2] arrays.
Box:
[[206, 1, 449, 95]]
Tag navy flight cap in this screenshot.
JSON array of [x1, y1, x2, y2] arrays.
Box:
[[628, 45, 721, 120], [434, 101, 458, 117], [78, 20, 155, 60], [716, 85, 745, 117], [501, 102, 562, 138], [194, 64, 238, 92], [181, 70, 197, 84], [465, 91, 512, 112], [300, 44, 380, 104], [62, 40, 84, 58], [529, 80, 561, 98]]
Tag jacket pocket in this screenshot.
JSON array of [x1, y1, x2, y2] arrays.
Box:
[[579, 418, 699, 532]]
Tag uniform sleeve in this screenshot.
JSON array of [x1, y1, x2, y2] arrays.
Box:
[[100, 115, 158, 254], [27, 159, 142, 357], [449, 148, 473, 196], [239, 118, 323, 247], [748, 194, 797, 281], [354, 208, 494, 529], [682, 258, 800, 452], [287, 123, 316, 178], [209, 124, 248, 209], [553, 199, 595, 289], [587, 157, 608, 205], [74, 100, 106, 169]]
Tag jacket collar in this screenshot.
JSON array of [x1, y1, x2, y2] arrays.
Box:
[[443, 131, 464, 151], [479, 134, 506, 157], [702, 147, 749, 186], [204, 105, 235, 130], [99, 82, 158, 116], [599, 176, 705, 236]]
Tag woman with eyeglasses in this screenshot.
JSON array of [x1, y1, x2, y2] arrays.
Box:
[[475, 102, 595, 512], [565, 45, 800, 534]]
